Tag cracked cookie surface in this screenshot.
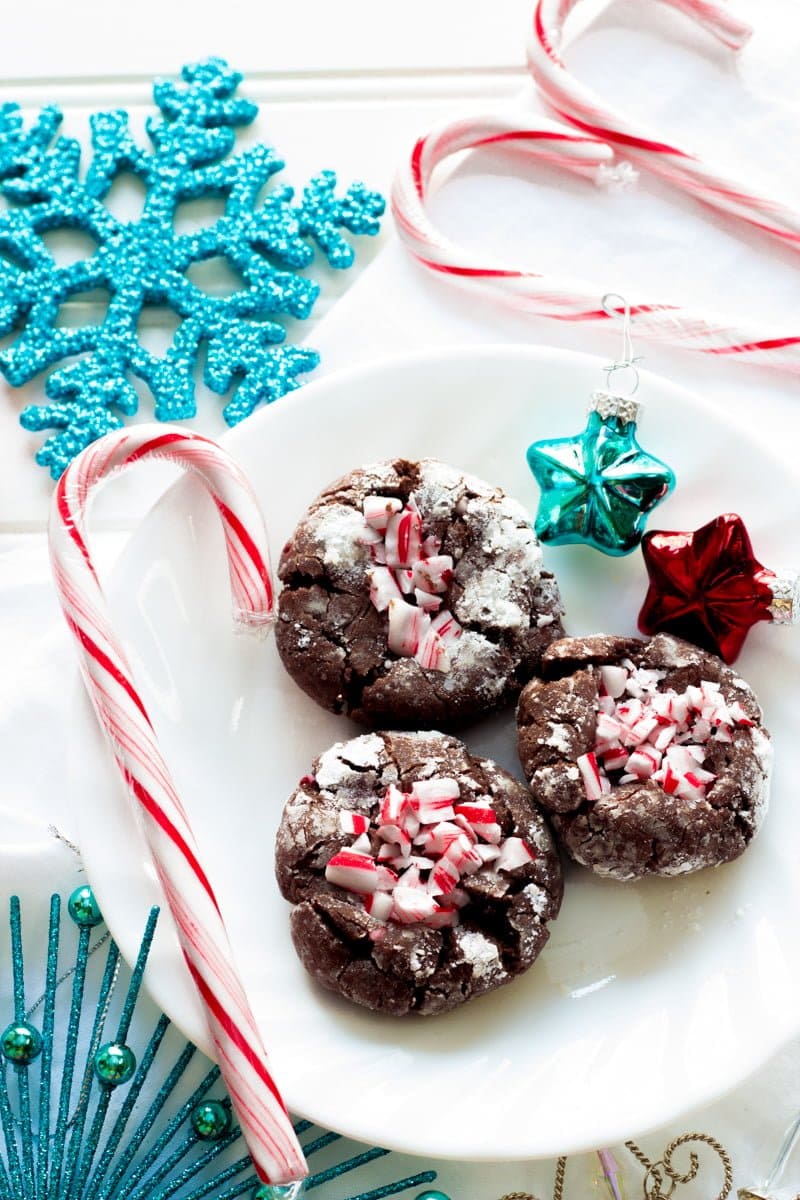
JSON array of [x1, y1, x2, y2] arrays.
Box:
[[516, 633, 772, 880], [275, 730, 563, 1016], [275, 458, 564, 727]]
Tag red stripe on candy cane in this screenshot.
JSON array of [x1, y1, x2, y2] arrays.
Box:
[[49, 424, 305, 1187], [528, 0, 800, 247], [123, 429, 190, 463], [392, 3, 800, 375], [410, 136, 426, 195], [533, 0, 561, 64], [186, 961, 292, 1114], [126, 774, 222, 915], [470, 129, 601, 150], [215, 498, 274, 607], [708, 335, 800, 355], [160, 872, 252, 1020], [543, 108, 695, 159], [55, 472, 98, 585], [417, 259, 527, 280], [93, 685, 178, 805], [65, 617, 153, 728], [158, 876, 301, 1173]]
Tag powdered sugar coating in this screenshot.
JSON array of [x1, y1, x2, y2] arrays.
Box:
[[276, 459, 564, 727], [312, 506, 373, 568], [453, 929, 504, 983], [315, 733, 385, 792], [275, 730, 563, 1016], [517, 634, 772, 881]]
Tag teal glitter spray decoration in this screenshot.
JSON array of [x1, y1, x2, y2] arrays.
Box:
[[526, 295, 675, 556], [0, 58, 385, 478], [0, 889, 438, 1199]]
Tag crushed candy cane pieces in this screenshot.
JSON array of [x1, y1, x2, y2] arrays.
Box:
[[388, 597, 429, 656], [497, 837, 536, 872], [325, 850, 381, 894], [364, 892, 393, 922], [580, 660, 756, 803], [367, 565, 401, 612], [361, 494, 461, 673], [339, 811, 369, 836], [323, 776, 534, 929], [364, 496, 403, 532], [416, 625, 450, 671]]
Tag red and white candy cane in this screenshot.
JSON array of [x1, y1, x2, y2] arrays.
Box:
[[529, 0, 800, 252], [391, 8, 800, 371], [49, 426, 306, 1188], [393, 111, 617, 318]]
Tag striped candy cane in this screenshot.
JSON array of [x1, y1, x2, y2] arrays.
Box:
[[49, 425, 306, 1188], [391, 7, 800, 371], [529, 0, 800, 252], [394, 112, 616, 283]]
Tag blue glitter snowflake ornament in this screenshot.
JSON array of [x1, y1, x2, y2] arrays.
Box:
[[0, 59, 385, 477]]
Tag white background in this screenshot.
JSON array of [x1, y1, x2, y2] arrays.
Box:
[[1, 0, 800, 1195]]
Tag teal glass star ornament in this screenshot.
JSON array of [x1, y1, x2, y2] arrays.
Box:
[[526, 391, 676, 556]]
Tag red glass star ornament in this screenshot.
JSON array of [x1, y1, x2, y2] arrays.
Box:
[[639, 513, 781, 663]]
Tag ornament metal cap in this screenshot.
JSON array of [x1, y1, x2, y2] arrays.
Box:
[[767, 568, 800, 625], [737, 1190, 772, 1199], [589, 390, 642, 425]]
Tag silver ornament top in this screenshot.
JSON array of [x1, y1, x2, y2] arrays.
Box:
[[767, 568, 800, 625], [589, 390, 641, 425]]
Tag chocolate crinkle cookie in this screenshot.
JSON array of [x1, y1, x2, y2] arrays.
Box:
[[276, 458, 564, 727], [516, 633, 772, 881], [275, 730, 563, 1016]]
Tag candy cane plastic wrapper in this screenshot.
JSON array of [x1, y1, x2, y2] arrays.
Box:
[[391, 13, 800, 372], [49, 426, 307, 1189]]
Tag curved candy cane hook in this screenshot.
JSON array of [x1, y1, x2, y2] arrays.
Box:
[[392, 112, 616, 313], [392, 109, 800, 368], [528, 0, 800, 250], [49, 425, 306, 1188], [391, 34, 800, 371]]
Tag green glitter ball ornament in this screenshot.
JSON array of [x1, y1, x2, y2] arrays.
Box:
[[67, 884, 104, 928], [93, 1041, 136, 1086], [415, 1192, 451, 1200], [191, 1098, 232, 1141], [526, 393, 675, 557], [0, 1021, 43, 1065]]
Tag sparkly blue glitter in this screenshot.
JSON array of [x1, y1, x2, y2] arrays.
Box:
[[0, 59, 385, 477], [0, 893, 439, 1199]]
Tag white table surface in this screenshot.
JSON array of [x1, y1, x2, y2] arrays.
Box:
[[2, 1, 800, 1195]]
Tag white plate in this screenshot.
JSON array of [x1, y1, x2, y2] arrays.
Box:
[[75, 345, 800, 1162]]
